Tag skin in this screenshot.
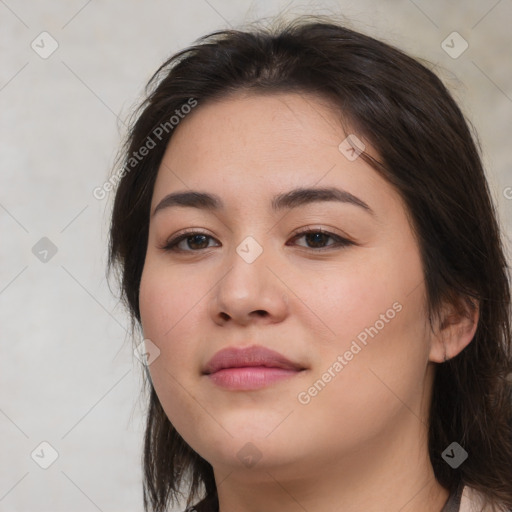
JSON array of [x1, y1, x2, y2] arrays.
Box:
[[139, 91, 479, 512]]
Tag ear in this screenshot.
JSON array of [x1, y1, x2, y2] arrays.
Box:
[[428, 295, 479, 363]]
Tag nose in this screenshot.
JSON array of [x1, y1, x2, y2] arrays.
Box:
[[209, 241, 290, 326]]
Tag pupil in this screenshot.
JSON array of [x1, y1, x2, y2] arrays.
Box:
[[306, 232, 327, 247], [189, 234, 208, 249]]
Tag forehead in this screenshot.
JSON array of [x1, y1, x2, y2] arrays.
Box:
[[162, 91, 346, 171], [151, 91, 403, 223]]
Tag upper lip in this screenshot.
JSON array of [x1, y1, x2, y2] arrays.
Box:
[[203, 345, 305, 374]]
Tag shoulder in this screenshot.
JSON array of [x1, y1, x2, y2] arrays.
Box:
[[459, 485, 511, 512]]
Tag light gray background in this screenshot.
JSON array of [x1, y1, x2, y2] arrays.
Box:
[[1, 1, 511, 511]]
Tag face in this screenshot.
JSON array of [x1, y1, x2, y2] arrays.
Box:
[[139, 92, 434, 477]]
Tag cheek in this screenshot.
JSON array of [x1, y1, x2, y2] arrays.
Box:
[[139, 255, 203, 340], [138, 257, 206, 387], [302, 242, 425, 348], [139, 260, 210, 439], [300, 244, 429, 400], [293, 279, 429, 455]]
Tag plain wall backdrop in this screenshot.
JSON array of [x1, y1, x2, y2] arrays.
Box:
[[1, 1, 511, 511]]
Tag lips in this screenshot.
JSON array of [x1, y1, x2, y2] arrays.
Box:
[[203, 345, 305, 374], [202, 345, 307, 391]]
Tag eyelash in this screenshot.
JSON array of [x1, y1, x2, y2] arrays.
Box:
[[160, 227, 354, 253]]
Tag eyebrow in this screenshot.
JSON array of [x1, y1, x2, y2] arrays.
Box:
[[152, 186, 375, 217]]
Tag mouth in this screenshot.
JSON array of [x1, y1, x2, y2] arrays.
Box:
[[202, 345, 307, 390]]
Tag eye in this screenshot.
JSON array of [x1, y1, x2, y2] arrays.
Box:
[[288, 227, 354, 251], [160, 227, 354, 253], [161, 231, 218, 252]]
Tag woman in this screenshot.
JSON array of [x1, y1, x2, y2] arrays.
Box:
[[108, 15, 512, 512]]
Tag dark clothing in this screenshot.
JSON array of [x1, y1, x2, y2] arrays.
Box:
[[441, 483, 465, 512]]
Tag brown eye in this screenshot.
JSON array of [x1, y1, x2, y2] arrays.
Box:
[[288, 229, 354, 251], [162, 232, 218, 252]]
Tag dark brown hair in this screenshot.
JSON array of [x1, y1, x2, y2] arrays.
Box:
[[108, 15, 512, 512]]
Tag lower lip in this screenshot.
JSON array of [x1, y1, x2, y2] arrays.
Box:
[[206, 366, 303, 390]]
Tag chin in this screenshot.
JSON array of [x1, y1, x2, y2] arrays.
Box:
[[214, 407, 294, 439]]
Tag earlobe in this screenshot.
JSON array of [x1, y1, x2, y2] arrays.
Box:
[[428, 296, 480, 363]]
